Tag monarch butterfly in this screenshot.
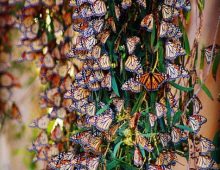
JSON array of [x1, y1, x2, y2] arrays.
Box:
[[86, 156, 100, 170], [87, 136, 102, 152], [164, 0, 176, 6], [51, 124, 63, 141], [188, 115, 207, 133], [148, 113, 157, 127], [156, 151, 177, 166], [141, 14, 154, 32], [162, 4, 179, 21], [92, 0, 107, 16], [88, 82, 101, 91], [114, 5, 121, 20], [182, 0, 191, 11], [103, 123, 120, 141], [99, 30, 110, 44], [156, 103, 167, 118], [147, 165, 171, 170], [166, 62, 189, 80], [82, 36, 97, 50], [191, 96, 202, 114], [112, 98, 124, 113], [80, 4, 94, 18], [94, 70, 104, 81], [99, 53, 111, 70], [101, 72, 111, 90], [121, 0, 132, 9], [70, 131, 91, 144], [204, 45, 220, 64], [199, 136, 215, 155], [130, 112, 141, 129], [138, 72, 167, 91], [135, 133, 154, 152], [33, 131, 48, 147], [136, 0, 146, 8], [196, 156, 215, 170], [126, 36, 140, 54], [64, 87, 90, 101], [50, 107, 67, 119], [91, 45, 101, 60], [95, 112, 113, 131], [29, 114, 50, 129], [134, 146, 144, 167], [159, 21, 182, 39], [171, 127, 182, 144], [125, 55, 143, 74], [159, 133, 171, 147], [121, 78, 141, 93], [107, 17, 116, 33], [165, 40, 186, 60], [24, 0, 40, 7], [91, 19, 104, 35]]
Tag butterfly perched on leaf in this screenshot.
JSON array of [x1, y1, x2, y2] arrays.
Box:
[[196, 155, 216, 170], [166, 62, 189, 80], [121, 0, 132, 9], [148, 113, 157, 127], [159, 133, 171, 147], [141, 14, 154, 32], [161, 4, 179, 21], [188, 115, 207, 133], [125, 55, 143, 74], [204, 44, 220, 64], [134, 146, 144, 167], [159, 21, 182, 39], [126, 36, 140, 54], [135, 133, 154, 152], [198, 136, 215, 155], [92, 0, 107, 17], [171, 127, 188, 144], [138, 72, 167, 91], [29, 114, 50, 129], [129, 112, 141, 129], [121, 78, 141, 93], [156, 151, 177, 166], [165, 40, 186, 60], [156, 102, 167, 118]]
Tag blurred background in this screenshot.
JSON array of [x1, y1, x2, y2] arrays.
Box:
[[0, 1, 219, 170]]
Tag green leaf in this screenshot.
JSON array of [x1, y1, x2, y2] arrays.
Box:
[[179, 20, 190, 55], [212, 52, 220, 80], [111, 73, 120, 96], [198, 79, 214, 100], [158, 40, 165, 72], [151, 22, 156, 47], [198, 0, 205, 14], [172, 110, 183, 125], [131, 91, 145, 114], [96, 99, 113, 115], [47, 120, 56, 133], [175, 124, 193, 132], [113, 141, 123, 158], [200, 47, 205, 69], [141, 133, 157, 138], [107, 159, 120, 170], [169, 81, 193, 92]]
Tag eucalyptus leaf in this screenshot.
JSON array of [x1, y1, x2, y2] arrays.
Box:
[[198, 79, 214, 100], [169, 81, 193, 92], [113, 141, 123, 158], [175, 124, 193, 132]]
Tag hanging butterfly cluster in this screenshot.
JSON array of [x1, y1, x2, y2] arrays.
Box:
[[14, 0, 219, 169], [0, 0, 22, 128], [14, 0, 83, 165]]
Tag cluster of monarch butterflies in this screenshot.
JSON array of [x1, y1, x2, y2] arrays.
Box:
[[11, 0, 219, 170], [0, 0, 22, 127]]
